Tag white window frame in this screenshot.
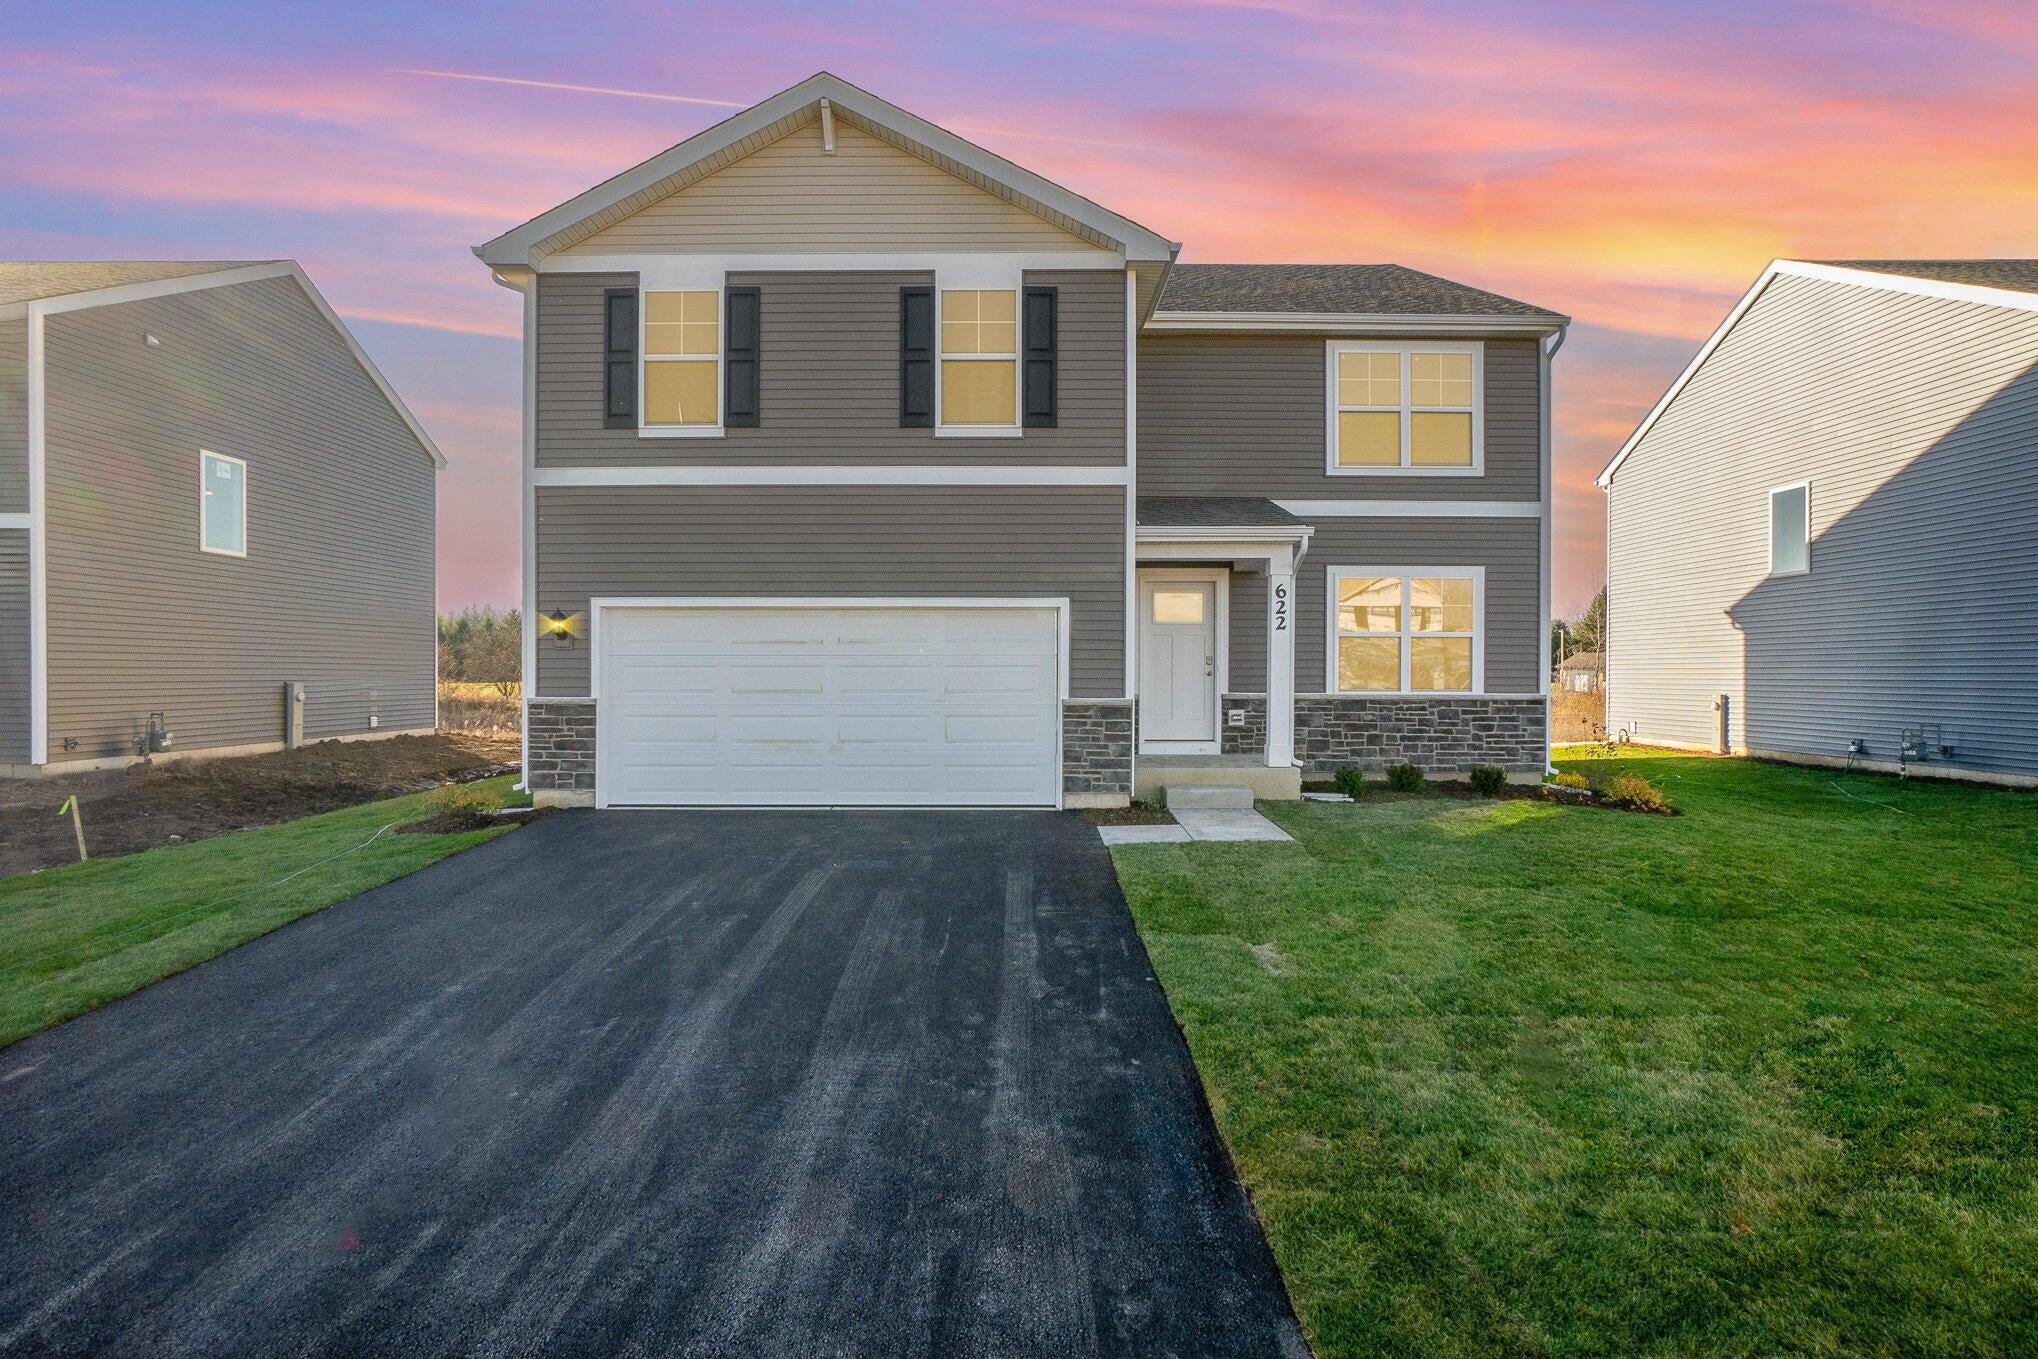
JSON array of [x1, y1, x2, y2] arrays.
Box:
[[1768, 480, 1810, 577], [638, 285, 725, 439], [1324, 565, 1485, 694], [935, 273, 1022, 439], [199, 449, 248, 558], [1325, 340, 1484, 476]]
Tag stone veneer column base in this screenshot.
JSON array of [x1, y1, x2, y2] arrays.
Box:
[[526, 698, 597, 807], [1293, 696, 1547, 775], [1061, 699, 1134, 807], [1220, 694, 1268, 757]]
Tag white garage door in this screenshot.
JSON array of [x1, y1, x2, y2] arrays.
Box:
[[596, 604, 1063, 807]]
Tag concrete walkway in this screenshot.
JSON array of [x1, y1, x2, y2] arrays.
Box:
[[1098, 807, 1292, 844]]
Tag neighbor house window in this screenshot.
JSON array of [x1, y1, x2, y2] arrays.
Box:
[[1329, 569, 1482, 692], [642, 289, 720, 429], [939, 289, 1018, 428], [199, 450, 246, 557], [1769, 482, 1809, 575], [1328, 342, 1482, 473]]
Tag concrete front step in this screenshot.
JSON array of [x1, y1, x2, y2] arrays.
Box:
[[1135, 757, 1302, 802], [1161, 784, 1254, 810]]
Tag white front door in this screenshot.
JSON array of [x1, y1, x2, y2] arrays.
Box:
[[1138, 576, 1218, 746]]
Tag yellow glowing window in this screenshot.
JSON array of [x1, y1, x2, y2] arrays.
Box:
[[1151, 590, 1206, 624], [1332, 572, 1478, 692], [642, 290, 720, 428], [940, 289, 1017, 426], [1331, 345, 1479, 471]]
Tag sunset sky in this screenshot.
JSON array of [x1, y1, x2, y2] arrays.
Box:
[[5, 1, 2033, 617]]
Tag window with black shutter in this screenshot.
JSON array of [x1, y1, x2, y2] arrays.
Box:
[[602, 287, 637, 428], [1022, 286, 1058, 428], [899, 286, 934, 427], [724, 286, 761, 427]]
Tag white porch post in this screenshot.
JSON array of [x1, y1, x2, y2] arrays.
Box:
[[1266, 551, 1296, 768]]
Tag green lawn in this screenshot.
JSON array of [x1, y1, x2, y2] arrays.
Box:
[[0, 777, 522, 1049], [1115, 748, 2038, 1358]]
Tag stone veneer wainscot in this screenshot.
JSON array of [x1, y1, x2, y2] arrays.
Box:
[[527, 698, 597, 804], [1061, 699, 1134, 806], [1293, 696, 1546, 775]]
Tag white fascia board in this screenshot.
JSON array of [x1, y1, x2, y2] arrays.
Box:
[[473, 72, 1177, 267], [1273, 499, 1541, 518], [1146, 311, 1567, 336], [30, 261, 447, 470], [1597, 259, 2038, 488], [1134, 524, 1312, 544], [536, 250, 1122, 276], [534, 465, 1128, 487]]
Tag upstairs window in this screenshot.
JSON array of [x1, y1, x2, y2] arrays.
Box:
[[200, 450, 247, 557], [939, 289, 1018, 429], [1330, 569, 1483, 693], [642, 290, 720, 430], [1770, 482, 1809, 575], [1329, 342, 1482, 474]]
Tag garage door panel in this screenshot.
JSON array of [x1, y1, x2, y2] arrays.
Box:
[[598, 605, 1061, 806]]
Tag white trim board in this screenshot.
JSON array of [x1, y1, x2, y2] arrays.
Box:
[[1598, 258, 2038, 487], [533, 464, 1128, 487], [538, 251, 1123, 276], [1146, 312, 1565, 336], [1273, 499, 1539, 518], [0, 513, 28, 530], [474, 72, 1178, 266]]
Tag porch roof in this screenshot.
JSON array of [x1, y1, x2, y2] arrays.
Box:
[[1135, 497, 1302, 529]]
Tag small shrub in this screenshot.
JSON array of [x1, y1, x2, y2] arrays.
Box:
[[1549, 771, 1589, 790], [1468, 765, 1507, 796], [1600, 772, 1670, 813], [1384, 763, 1426, 793], [1332, 767, 1366, 799]]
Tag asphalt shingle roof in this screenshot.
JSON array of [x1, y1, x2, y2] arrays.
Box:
[[1814, 259, 2038, 297], [0, 261, 271, 306], [1136, 497, 1302, 529], [1155, 263, 1564, 320]]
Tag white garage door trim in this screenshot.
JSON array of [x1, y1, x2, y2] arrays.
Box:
[[589, 597, 1070, 809]]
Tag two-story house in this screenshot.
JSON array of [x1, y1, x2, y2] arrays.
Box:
[[475, 74, 1565, 809]]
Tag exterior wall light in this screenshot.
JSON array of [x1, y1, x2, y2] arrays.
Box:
[[543, 609, 576, 646]]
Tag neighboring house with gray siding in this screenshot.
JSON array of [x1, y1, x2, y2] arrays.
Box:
[[1599, 259, 2038, 786], [0, 261, 443, 773], [477, 72, 1565, 809]]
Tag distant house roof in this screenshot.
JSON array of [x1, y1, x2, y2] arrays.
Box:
[[1558, 651, 1602, 671], [1814, 259, 2038, 297], [1154, 263, 1565, 322], [1137, 496, 1303, 529], [0, 261, 272, 306]]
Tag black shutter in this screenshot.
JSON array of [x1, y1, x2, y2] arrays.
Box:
[[602, 287, 637, 428], [724, 286, 761, 428], [899, 286, 934, 427], [1022, 286, 1059, 428]]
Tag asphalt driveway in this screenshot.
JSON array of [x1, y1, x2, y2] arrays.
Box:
[[1, 809, 1307, 1357]]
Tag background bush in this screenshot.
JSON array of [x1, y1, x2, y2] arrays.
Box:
[[1385, 763, 1426, 793], [1600, 772, 1671, 813], [1332, 767, 1366, 799], [1468, 765, 1506, 796]]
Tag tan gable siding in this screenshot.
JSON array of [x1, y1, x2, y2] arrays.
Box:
[[534, 485, 1126, 699], [559, 121, 1099, 256], [1606, 272, 2038, 776], [0, 317, 25, 512]]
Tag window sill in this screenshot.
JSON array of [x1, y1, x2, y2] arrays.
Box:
[[1325, 465, 1486, 477], [934, 427, 1025, 439], [200, 545, 248, 559], [638, 426, 726, 439]]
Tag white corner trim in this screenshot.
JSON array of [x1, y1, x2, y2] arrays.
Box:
[[1124, 266, 1139, 702], [1146, 311, 1565, 336], [531, 464, 1128, 487], [1273, 499, 1539, 518], [26, 261, 447, 470], [1597, 259, 2038, 488], [517, 276, 539, 782], [1322, 564, 1486, 696]]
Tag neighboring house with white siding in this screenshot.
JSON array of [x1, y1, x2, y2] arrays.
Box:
[[1598, 258, 2038, 786], [477, 71, 1566, 809], [0, 261, 443, 773]]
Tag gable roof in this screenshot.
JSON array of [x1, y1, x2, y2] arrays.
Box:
[[0, 261, 270, 306], [1597, 258, 2038, 488], [474, 72, 1178, 267], [7, 260, 444, 469], [1156, 264, 1564, 320]]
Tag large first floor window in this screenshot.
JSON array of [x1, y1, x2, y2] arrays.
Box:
[[1330, 568, 1482, 693], [642, 289, 720, 429], [939, 288, 1018, 428], [199, 449, 247, 557], [1328, 341, 1482, 473]]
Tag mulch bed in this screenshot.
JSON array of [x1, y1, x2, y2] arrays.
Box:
[[1301, 778, 1676, 814], [1, 733, 520, 877], [1079, 800, 1176, 826]]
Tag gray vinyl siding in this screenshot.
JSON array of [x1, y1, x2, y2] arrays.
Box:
[[0, 529, 26, 762], [0, 317, 26, 512], [1228, 571, 1266, 692], [1136, 333, 1542, 500], [534, 485, 1125, 698], [536, 270, 1124, 466], [41, 274, 436, 761], [1298, 518, 1542, 695], [1606, 272, 2038, 777]]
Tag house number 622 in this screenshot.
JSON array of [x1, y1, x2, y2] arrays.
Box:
[[1273, 582, 1290, 631]]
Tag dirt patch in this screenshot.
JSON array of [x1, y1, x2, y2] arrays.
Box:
[[1078, 800, 1176, 826], [1552, 688, 1606, 743], [397, 807, 556, 836], [1, 732, 519, 877], [1300, 776, 1673, 814]]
